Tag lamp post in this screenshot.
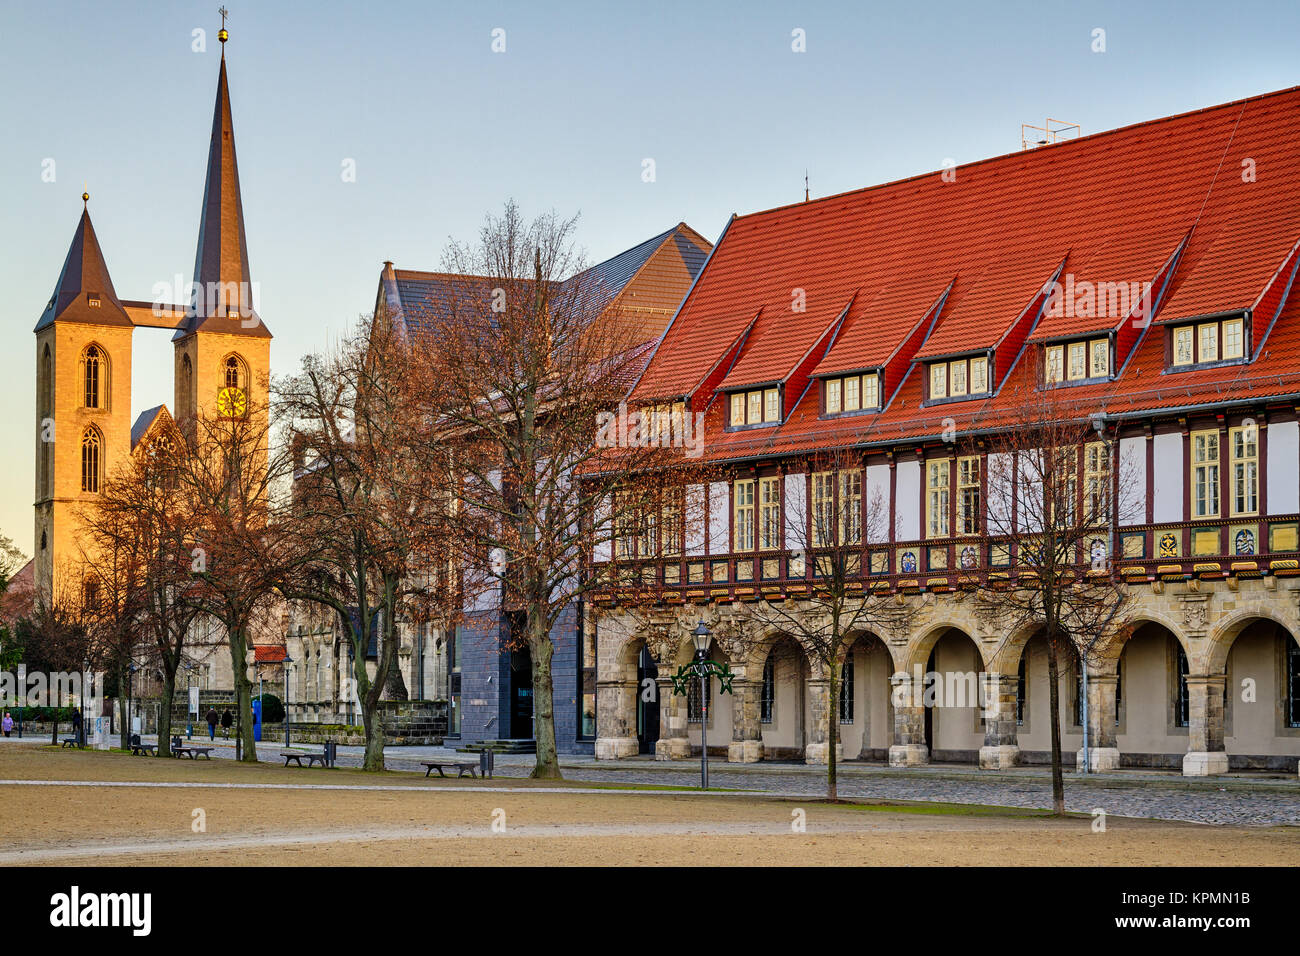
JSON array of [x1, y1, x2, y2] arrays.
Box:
[[81, 658, 90, 747], [184, 662, 194, 739], [691, 622, 712, 791], [283, 654, 294, 747], [16, 662, 25, 739], [125, 661, 137, 748]]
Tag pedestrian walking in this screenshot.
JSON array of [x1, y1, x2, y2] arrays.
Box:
[[206, 707, 218, 741], [220, 707, 233, 738], [2, 712, 11, 737]]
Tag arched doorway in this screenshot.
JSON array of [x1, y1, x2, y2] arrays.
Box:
[[758, 636, 809, 761], [1114, 621, 1189, 768], [1214, 617, 1300, 770], [635, 644, 659, 754], [1014, 630, 1083, 764], [924, 628, 984, 764], [685, 637, 732, 759], [840, 633, 894, 762]]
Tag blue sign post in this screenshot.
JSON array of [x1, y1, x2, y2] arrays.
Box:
[[252, 698, 262, 742]]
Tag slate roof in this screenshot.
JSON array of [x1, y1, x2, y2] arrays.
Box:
[[130, 405, 170, 450], [34, 208, 134, 333], [629, 86, 1300, 462]]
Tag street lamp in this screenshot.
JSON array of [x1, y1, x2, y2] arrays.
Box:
[[81, 658, 90, 747], [691, 622, 712, 790], [16, 662, 26, 739], [125, 662, 137, 749], [183, 662, 195, 739], [283, 654, 294, 747]]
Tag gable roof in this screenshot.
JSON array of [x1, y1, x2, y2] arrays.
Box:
[[629, 86, 1300, 462], [130, 405, 172, 450]]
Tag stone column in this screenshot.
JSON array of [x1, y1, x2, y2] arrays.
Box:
[[803, 677, 844, 765], [888, 672, 929, 766], [593, 677, 638, 759], [1076, 671, 1120, 771], [655, 675, 690, 760], [978, 672, 1020, 769], [1182, 673, 1229, 776], [728, 678, 764, 763]]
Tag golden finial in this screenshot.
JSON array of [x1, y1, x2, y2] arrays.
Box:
[[82, 191, 89, 206], [218, 6, 229, 45]]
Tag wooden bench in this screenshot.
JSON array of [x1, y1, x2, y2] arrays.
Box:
[[173, 747, 213, 760], [281, 751, 330, 768], [422, 761, 478, 779], [129, 742, 157, 756], [61, 737, 78, 749]]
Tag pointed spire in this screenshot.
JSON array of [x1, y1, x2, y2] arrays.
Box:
[[178, 37, 270, 340], [34, 201, 132, 332]]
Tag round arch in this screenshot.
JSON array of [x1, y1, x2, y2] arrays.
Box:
[[1205, 607, 1299, 674]]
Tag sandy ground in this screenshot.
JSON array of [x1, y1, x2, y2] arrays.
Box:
[[2, 745, 1298, 866]]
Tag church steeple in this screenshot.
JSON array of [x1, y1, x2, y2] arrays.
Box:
[[34, 200, 132, 332], [177, 29, 270, 340]]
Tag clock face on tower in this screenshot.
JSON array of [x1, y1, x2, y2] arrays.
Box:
[[216, 386, 248, 418]]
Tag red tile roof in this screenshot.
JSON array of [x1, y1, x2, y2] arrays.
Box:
[[630, 86, 1300, 462], [253, 645, 287, 663]]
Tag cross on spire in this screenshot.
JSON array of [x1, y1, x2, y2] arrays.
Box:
[[218, 6, 229, 49]]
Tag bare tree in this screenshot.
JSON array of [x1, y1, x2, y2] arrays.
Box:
[[279, 312, 468, 771], [78, 421, 198, 755], [972, 364, 1135, 814], [424, 201, 689, 778], [175, 397, 296, 763]]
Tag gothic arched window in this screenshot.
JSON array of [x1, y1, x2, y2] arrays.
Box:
[[83, 345, 104, 409], [224, 355, 246, 390], [81, 426, 101, 493]]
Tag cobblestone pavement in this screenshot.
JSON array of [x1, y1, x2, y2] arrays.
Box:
[[49, 736, 1300, 828]]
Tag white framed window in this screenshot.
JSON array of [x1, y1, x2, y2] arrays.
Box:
[[839, 470, 862, 544], [1084, 441, 1110, 524], [862, 373, 880, 409], [956, 456, 980, 535], [1174, 327, 1194, 366], [1089, 338, 1109, 378], [825, 379, 841, 414], [927, 459, 951, 538], [1198, 323, 1218, 363], [1191, 430, 1220, 518], [930, 364, 948, 399], [950, 360, 968, 396], [844, 375, 860, 411], [730, 393, 745, 427], [1223, 318, 1244, 360], [759, 477, 781, 550], [733, 479, 755, 551], [970, 357, 988, 393], [812, 472, 834, 547], [763, 388, 779, 423], [1067, 342, 1086, 380], [729, 388, 780, 427], [1045, 345, 1064, 383], [747, 391, 762, 425], [1230, 425, 1258, 516]]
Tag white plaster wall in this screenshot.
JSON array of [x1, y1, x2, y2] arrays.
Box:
[[684, 483, 705, 556], [1152, 432, 1183, 523], [1119, 436, 1147, 526], [1226, 622, 1300, 756], [930, 633, 984, 753], [708, 481, 728, 554], [895, 459, 920, 541], [1267, 420, 1299, 515], [1014, 637, 1083, 753], [784, 473, 806, 549], [1116, 628, 1183, 754]]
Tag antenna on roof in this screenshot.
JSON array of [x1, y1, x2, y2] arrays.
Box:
[[1021, 118, 1080, 150], [804, 170, 809, 202]]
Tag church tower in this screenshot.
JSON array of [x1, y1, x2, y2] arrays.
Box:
[[173, 28, 271, 432], [33, 199, 135, 598]]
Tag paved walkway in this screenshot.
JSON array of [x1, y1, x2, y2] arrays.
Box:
[[19, 733, 1300, 828]]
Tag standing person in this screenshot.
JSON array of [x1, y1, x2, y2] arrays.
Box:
[[71, 706, 83, 746], [2, 712, 11, 737], [206, 707, 218, 741], [220, 707, 233, 738]]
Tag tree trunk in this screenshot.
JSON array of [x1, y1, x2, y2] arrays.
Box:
[[226, 624, 257, 763], [158, 672, 175, 757], [117, 670, 129, 750], [1044, 628, 1066, 815], [529, 626, 561, 779], [51, 682, 60, 745], [827, 660, 839, 802], [358, 643, 386, 772]]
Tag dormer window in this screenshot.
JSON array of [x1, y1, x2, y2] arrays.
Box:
[[87, 294, 101, 308], [728, 387, 779, 427], [1045, 337, 1109, 384], [926, 356, 989, 402], [823, 371, 880, 416], [1169, 315, 1246, 369]]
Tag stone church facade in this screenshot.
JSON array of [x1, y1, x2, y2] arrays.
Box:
[[32, 33, 274, 691]]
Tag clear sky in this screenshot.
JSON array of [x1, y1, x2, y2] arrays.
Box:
[[2, 0, 1298, 557]]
